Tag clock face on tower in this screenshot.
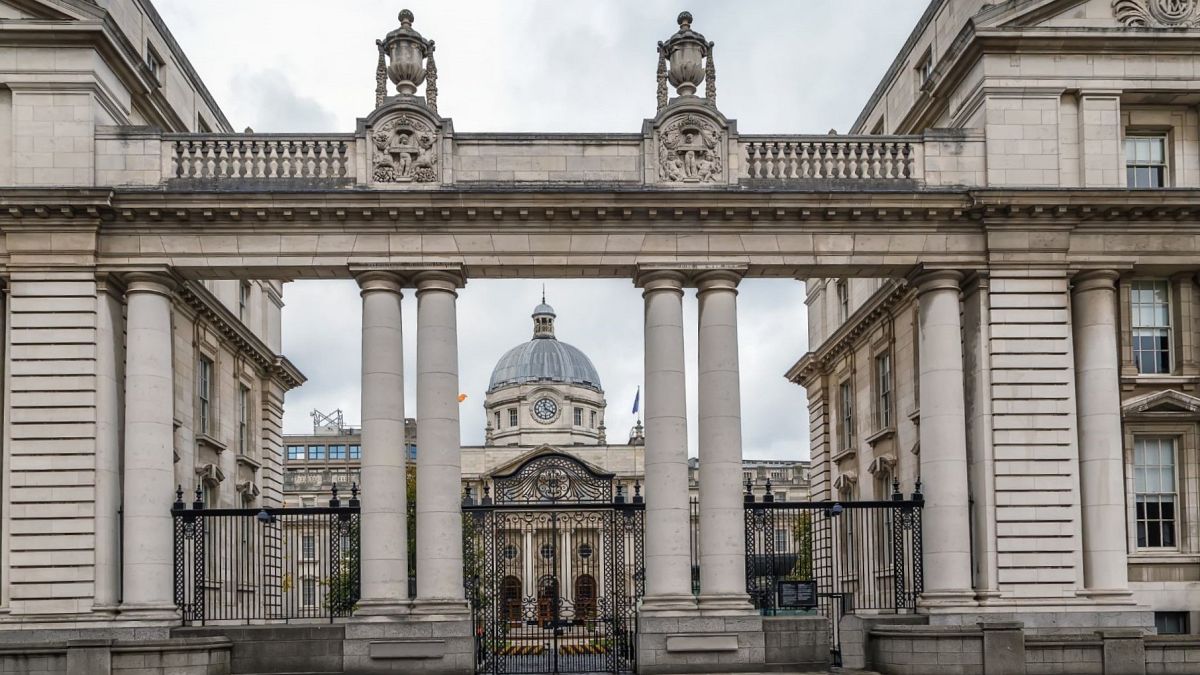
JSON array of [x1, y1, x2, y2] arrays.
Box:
[[532, 397, 558, 422]]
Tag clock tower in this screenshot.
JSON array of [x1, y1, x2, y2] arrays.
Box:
[[483, 300, 608, 447]]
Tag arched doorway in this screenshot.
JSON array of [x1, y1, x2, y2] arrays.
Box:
[[574, 574, 596, 621], [500, 575, 522, 624], [537, 575, 559, 628]]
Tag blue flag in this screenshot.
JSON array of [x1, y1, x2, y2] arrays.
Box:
[[632, 387, 641, 415]]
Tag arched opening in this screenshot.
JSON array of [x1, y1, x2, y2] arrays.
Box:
[[537, 575, 559, 628], [500, 575, 522, 624], [574, 574, 597, 621]]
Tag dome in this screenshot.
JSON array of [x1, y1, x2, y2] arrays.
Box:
[[488, 339, 602, 393]]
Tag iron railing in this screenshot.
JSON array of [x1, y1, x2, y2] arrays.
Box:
[[738, 480, 924, 662], [741, 481, 923, 615], [172, 485, 360, 625]]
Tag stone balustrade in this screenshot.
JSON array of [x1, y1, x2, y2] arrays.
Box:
[[92, 129, 957, 189], [164, 134, 357, 182], [739, 136, 923, 182]]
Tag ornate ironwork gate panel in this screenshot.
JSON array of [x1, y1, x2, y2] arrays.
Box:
[[464, 452, 644, 675]]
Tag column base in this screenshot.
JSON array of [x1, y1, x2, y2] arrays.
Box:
[[696, 593, 757, 616], [917, 590, 979, 611], [409, 598, 471, 620], [115, 603, 181, 624], [639, 594, 698, 617], [354, 598, 412, 619]]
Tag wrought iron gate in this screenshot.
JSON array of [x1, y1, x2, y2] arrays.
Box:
[[463, 452, 644, 674]]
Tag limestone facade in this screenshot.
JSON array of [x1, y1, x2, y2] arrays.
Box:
[[797, 0, 1200, 636]]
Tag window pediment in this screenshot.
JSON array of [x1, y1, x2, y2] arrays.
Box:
[[1122, 389, 1200, 419]]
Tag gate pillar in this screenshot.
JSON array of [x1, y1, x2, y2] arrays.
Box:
[[354, 271, 411, 615]]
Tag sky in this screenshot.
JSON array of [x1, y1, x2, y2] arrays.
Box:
[[154, 0, 930, 460]]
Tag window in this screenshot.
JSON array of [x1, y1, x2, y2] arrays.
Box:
[[574, 407, 583, 426], [349, 444, 361, 460], [508, 408, 518, 427], [743, 471, 753, 485], [916, 49, 934, 85], [875, 352, 893, 429], [1134, 437, 1177, 549], [197, 356, 213, 434], [839, 486, 856, 571], [301, 497, 315, 508], [302, 534, 316, 561], [308, 445, 325, 460], [495, 411, 501, 429], [1125, 135, 1167, 188], [237, 385, 251, 454], [145, 44, 165, 85], [590, 410, 597, 428], [301, 577, 316, 607], [329, 445, 346, 460], [287, 445, 304, 461], [1131, 280, 1171, 374], [239, 281, 251, 322], [774, 491, 787, 502], [835, 280, 849, 323], [838, 381, 855, 449], [775, 528, 790, 553], [540, 543, 555, 560], [1155, 612, 1189, 635]]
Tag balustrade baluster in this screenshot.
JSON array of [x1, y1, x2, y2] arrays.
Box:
[[796, 143, 810, 178], [901, 143, 913, 179], [216, 142, 230, 178], [783, 142, 797, 179], [869, 143, 882, 179]]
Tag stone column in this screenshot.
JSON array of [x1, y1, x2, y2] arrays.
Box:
[[93, 277, 124, 613], [355, 272, 410, 615], [119, 273, 179, 619], [413, 271, 469, 616], [637, 271, 697, 614], [695, 271, 753, 614], [913, 270, 975, 606], [1071, 271, 1131, 598]]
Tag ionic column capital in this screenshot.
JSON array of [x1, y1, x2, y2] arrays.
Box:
[[694, 269, 742, 295], [910, 269, 965, 297], [413, 269, 465, 296], [355, 270, 405, 296], [635, 269, 687, 295], [1071, 269, 1120, 294]]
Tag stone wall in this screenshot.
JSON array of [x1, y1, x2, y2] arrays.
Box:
[[176, 625, 343, 674], [868, 621, 1200, 675], [0, 636, 230, 675]]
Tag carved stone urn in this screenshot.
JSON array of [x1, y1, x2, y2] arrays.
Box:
[[659, 12, 709, 97], [380, 9, 433, 95]]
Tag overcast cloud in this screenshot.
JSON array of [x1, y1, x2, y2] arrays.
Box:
[[155, 1, 929, 460]]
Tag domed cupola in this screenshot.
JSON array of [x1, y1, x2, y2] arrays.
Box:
[[484, 296, 607, 448], [487, 299, 603, 394]]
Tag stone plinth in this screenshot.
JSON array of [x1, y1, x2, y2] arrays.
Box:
[[342, 618, 473, 674], [637, 615, 768, 674]]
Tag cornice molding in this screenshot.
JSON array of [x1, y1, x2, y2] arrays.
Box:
[[789, 280, 913, 386], [176, 281, 305, 390]]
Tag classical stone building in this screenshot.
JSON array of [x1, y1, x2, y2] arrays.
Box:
[[3, 0, 1200, 673]]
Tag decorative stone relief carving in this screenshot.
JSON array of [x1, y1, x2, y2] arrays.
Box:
[[1113, 0, 1200, 26], [657, 114, 723, 183], [371, 114, 439, 183]]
